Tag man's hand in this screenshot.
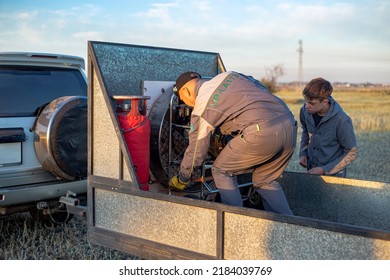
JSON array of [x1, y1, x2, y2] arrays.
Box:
[[308, 167, 325, 175], [299, 156, 308, 168], [168, 175, 189, 191]]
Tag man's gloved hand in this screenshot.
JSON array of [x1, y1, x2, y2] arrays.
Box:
[[168, 175, 189, 191]]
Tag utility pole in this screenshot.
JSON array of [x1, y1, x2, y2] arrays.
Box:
[[297, 39, 303, 88]]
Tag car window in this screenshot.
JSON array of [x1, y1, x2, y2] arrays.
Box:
[[0, 66, 87, 117]]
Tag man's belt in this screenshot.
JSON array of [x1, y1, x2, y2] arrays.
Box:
[[241, 113, 295, 135]]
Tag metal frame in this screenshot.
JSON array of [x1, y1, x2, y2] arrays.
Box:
[[87, 178, 389, 259]]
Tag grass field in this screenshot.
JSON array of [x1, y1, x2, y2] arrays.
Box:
[[1, 86, 389, 260], [0, 213, 132, 260]]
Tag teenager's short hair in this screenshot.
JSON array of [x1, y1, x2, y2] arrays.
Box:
[[303, 77, 333, 101]]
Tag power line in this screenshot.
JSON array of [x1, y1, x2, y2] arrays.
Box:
[[297, 39, 303, 87]]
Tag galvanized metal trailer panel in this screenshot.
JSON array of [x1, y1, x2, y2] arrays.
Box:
[[87, 41, 390, 260], [279, 172, 390, 231], [88, 181, 389, 260]]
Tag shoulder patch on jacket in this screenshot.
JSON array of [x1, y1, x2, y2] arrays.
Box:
[[210, 72, 240, 107]]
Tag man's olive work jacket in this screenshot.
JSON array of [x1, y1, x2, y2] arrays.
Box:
[[179, 71, 295, 180], [299, 96, 357, 175]]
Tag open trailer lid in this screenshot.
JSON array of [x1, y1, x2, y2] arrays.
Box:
[[88, 41, 226, 96]]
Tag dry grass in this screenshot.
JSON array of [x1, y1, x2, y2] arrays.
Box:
[[0, 213, 135, 260], [1, 85, 389, 260]]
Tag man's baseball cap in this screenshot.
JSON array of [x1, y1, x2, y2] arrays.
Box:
[[173, 71, 201, 95]]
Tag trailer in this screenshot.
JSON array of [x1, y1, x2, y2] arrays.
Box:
[[85, 41, 389, 260]]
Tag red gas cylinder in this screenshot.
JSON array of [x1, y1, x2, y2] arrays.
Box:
[[116, 96, 151, 191]]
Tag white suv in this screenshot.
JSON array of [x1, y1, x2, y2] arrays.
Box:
[[0, 52, 87, 223]]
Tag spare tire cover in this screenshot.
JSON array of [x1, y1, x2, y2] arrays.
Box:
[[34, 96, 87, 180]]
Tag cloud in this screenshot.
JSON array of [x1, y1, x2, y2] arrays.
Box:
[[0, 1, 388, 83], [16, 10, 39, 20], [73, 31, 104, 41], [133, 1, 178, 27]]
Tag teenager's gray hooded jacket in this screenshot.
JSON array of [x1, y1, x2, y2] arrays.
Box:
[[299, 96, 357, 175]]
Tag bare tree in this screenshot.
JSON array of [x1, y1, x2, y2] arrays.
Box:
[[260, 64, 285, 93]]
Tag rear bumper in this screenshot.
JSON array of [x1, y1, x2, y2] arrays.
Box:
[[0, 180, 87, 208]]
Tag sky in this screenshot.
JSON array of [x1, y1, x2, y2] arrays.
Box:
[[1, 0, 389, 84]]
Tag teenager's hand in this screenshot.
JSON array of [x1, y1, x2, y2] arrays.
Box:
[[299, 156, 308, 168], [308, 167, 325, 175]]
